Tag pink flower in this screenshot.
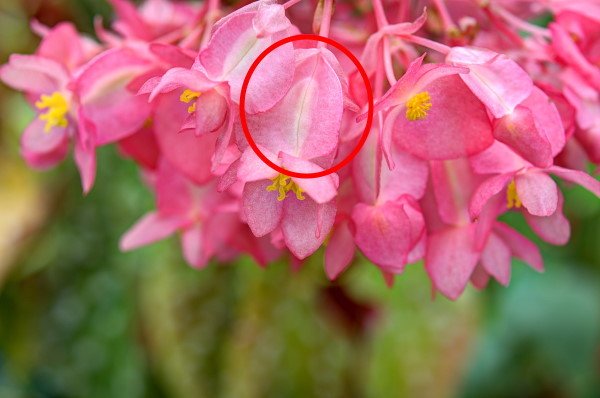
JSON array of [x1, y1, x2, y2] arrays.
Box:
[[423, 159, 544, 299], [361, 54, 495, 161], [121, 160, 275, 267], [235, 47, 346, 259], [470, 141, 600, 245]]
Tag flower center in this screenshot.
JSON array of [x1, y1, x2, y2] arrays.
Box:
[[180, 89, 201, 113], [405, 91, 432, 121], [266, 174, 305, 201], [506, 180, 522, 209], [35, 92, 69, 133]]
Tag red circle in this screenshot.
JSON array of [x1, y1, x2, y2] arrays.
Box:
[[239, 34, 374, 179]]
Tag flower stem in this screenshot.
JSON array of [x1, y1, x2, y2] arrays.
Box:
[[402, 34, 452, 54]]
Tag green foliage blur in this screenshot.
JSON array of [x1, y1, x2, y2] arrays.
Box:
[[0, 1, 599, 397]]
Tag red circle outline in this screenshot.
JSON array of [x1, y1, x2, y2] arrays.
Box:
[[239, 34, 374, 179]]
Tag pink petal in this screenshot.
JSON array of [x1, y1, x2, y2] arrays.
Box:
[[237, 147, 279, 183], [470, 265, 490, 290], [493, 222, 544, 272], [469, 173, 514, 219], [74, 111, 98, 194], [548, 166, 600, 197], [446, 47, 533, 118], [75, 48, 153, 144], [243, 180, 284, 237], [36, 22, 86, 71], [393, 75, 494, 160], [20, 119, 69, 169], [493, 106, 553, 168], [117, 125, 159, 170], [521, 86, 565, 156], [194, 89, 228, 135], [252, 3, 291, 37], [430, 159, 477, 225], [351, 201, 412, 273], [470, 141, 529, 175], [425, 224, 480, 300], [146, 67, 216, 100], [281, 198, 336, 259], [524, 191, 570, 245], [480, 232, 511, 286], [153, 92, 216, 184], [324, 221, 355, 280], [515, 171, 558, 217], [182, 224, 208, 268], [120, 212, 185, 251], [0, 54, 67, 94]]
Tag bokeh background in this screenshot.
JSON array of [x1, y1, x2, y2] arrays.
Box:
[[1, 1, 600, 397]]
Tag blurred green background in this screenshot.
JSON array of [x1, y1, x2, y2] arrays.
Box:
[[0, 1, 599, 397]]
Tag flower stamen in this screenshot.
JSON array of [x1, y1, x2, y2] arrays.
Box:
[[266, 174, 305, 201], [180, 89, 201, 113], [506, 180, 522, 209], [35, 92, 69, 133], [405, 91, 432, 121]]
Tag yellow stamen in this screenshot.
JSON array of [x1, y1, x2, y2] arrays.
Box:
[[180, 89, 201, 114], [405, 91, 432, 121], [35, 92, 69, 133], [266, 174, 305, 201], [506, 180, 522, 209]]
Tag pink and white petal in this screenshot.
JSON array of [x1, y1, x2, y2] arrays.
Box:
[[244, 49, 343, 158], [515, 171, 558, 217], [425, 224, 480, 300], [394, 75, 494, 160], [548, 166, 600, 197], [351, 201, 411, 273], [447, 47, 533, 118], [493, 222, 544, 271], [480, 232, 512, 286], [282, 198, 336, 260], [200, 11, 294, 112], [524, 192, 570, 246], [243, 180, 284, 237], [469, 173, 514, 219], [324, 221, 355, 280], [120, 212, 185, 251], [493, 106, 553, 168]]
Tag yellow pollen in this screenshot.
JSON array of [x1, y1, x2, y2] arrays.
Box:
[[506, 180, 522, 209], [35, 92, 69, 133], [180, 89, 201, 113], [405, 91, 432, 121], [266, 174, 305, 201]]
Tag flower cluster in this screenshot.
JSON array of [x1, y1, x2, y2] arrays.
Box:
[[2, 0, 600, 299]]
